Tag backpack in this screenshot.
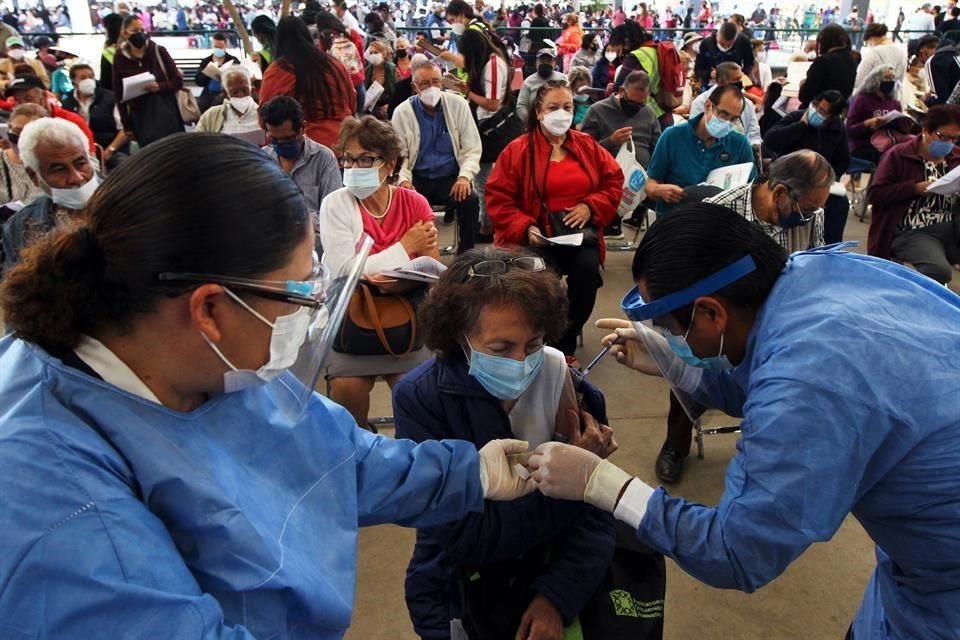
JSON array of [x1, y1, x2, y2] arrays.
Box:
[[634, 42, 685, 111], [329, 36, 362, 78]]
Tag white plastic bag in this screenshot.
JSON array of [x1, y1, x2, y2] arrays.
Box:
[[616, 139, 647, 217]]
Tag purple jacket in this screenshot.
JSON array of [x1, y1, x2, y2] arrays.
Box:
[[846, 93, 902, 157], [867, 135, 960, 258]]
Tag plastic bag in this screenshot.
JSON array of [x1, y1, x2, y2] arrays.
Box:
[[616, 139, 647, 217]]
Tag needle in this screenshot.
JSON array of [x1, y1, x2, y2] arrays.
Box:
[[581, 338, 622, 376]]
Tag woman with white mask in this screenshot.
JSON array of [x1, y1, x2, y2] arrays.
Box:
[[318, 116, 439, 427], [195, 65, 260, 136], [486, 80, 623, 366]]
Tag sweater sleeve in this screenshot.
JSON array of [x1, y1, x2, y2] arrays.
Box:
[[455, 100, 482, 181], [155, 45, 183, 94], [581, 137, 624, 228], [868, 146, 921, 205], [761, 112, 807, 156], [486, 141, 539, 246], [845, 95, 873, 144]]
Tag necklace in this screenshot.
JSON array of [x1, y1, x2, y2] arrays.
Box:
[[362, 186, 393, 219]]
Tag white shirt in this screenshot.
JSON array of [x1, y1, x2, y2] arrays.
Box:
[[906, 10, 936, 33], [507, 346, 567, 448], [74, 335, 161, 404], [476, 55, 510, 121], [854, 42, 909, 92], [220, 99, 261, 134], [689, 84, 762, 145]]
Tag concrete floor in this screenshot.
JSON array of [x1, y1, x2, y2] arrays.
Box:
[[342, 214, 958, 640]]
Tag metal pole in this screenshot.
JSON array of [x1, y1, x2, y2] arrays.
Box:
[[281, 0, 293, 19], [222, 0, 255, 57]]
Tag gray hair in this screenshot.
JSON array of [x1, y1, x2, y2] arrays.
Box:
[[766, 150, 835, 198], [10, 103, 47, 123], [567, 65, 592, 87], [411, 56, 441, 76], [221, 64, 251, 87], [857, 64, 896, 97], [622, 69, 651, 91], [19, 117, 89, 172], [716, 61, 742, 84]]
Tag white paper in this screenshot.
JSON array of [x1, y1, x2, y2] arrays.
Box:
[[926, 164, 960, 195], [881, 110, 909, 123], [201, 61, 222, 80], [230, 128, 266, 146], [531, 229, 584, 246], [704, 162, 754, 191], [0, 199, 24, 212], [121, 71, 156, 102], [384, 255, 447, 282], [782, 61, 811, 98], [363, 80, 384, 113]]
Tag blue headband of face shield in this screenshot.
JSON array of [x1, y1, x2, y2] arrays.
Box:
[[620, 254, 758, 321]]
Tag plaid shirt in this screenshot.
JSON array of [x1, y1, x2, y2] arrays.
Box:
[[705, 182, 825, 252]]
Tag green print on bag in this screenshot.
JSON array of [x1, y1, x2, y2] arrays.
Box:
[[609, 590, 665, 619]]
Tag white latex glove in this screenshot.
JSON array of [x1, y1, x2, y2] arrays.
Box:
[[595, 318, 703, 394], [527, 442, 634, 513], [478, 439, 536, 501]]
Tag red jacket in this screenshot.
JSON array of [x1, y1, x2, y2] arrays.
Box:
[[868, 135, 960, 259], [260, 58, 357, 150], [486, 128, 623, 264]]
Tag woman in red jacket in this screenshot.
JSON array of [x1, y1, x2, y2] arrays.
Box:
[[486, 79, 623, 361], [260, 16, 356, 149]]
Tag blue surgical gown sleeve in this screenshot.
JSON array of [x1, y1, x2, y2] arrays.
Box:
[[686, 368, 747, 418], [636, 347, 897, 593]]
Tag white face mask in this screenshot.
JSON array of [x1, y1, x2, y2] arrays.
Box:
[[419, 86, 442, 107], [48, 173, 100, 210], [366, 52, 384, 66], [203, 289, 312, 393], [541, 109, 573, 136], [229, 95, 256, 114], [77, 78, 97, 96], [716, 41, 732, 53], [451, 22, 467, 35], [692, 41, 701, 54], [8, 48, 24, 60], [605, 50, 618, 62], [343, 166, 386, 200]]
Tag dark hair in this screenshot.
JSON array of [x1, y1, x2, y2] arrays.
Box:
[[952, 7, 960, 18], [68, 62, 95, 81], [446, 0, 476, 19], [762, 80, 783, 114], [812, 89, 846, 116], [251, 14, 277, 39], [708, 83, 743, 108], [314, 10, 348, 36], [816, 23, 851, 54], [260, 95, 305, 132], [533, 3, 545, 16], [274, 16, 352, 121], [121, 14, 142, 31], [363, 10, 385, 32], [924, 104, 960, 132], [1, 134, 309, 355], [631, 203, 787, 328], [864, 22, 888, 39], [719, 21, 738, 40], [212, 31, 227, 42], [419, 247, 568, 361], [527, 78, 571, 130], [458, 28, 509, 100], [103, 13, 123, 46], [609, 20, 646, 50], [581, 32, 596, 51]]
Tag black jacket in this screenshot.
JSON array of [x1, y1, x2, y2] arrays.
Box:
[[193, 52, 242, 94], [797, 49, 857, 108], [694, 32, 755, 86], [61, 87, 126, 152], [761, 109, 850, 177], [929, 44, 960, 104]]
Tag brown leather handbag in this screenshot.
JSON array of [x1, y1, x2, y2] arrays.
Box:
[[334, 283, 425, 357]]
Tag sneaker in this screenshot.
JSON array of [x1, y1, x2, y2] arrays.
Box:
[[604, 220, 624, 239], [443, 207, 456, 224], [622, 212, 647, 229]]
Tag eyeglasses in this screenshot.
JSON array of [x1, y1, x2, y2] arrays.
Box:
[[932, 130, 960, 144], [157, 263, 330, 309], [468, 256, 547, 278], [338, 155, 384, 169], [414, 78, 443, 90]]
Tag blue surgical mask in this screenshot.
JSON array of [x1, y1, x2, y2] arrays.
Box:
[[465, 337, 545, 400], [574, 94, 589, 103], [272, 139, 301, 160], [343, 167, 385, 200], [663, 308, 734, 370], [929, 139, 955, 159], [705, 113, 733, 138], [807, 105, 825, 128], [213, 47, 226, 58]]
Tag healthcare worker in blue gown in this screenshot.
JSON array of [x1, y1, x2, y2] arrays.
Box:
[[0, 133, 534, 639], [527, 203, 960, 639]]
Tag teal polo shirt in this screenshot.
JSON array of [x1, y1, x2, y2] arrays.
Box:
[[646, 114, 756, 216]]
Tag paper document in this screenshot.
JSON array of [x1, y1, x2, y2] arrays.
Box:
[[122, 72, 156, 102], [363, 81, 384, 113], [531, 229, 584, 246], [782, 61, 811, 98], [230, 128, 266, 146], [384, 256, 447, 282], [926, 164, 960, 195], [880, 110, 910, 123], [704, 162, 754, 191], [201, 61, 222, 80]]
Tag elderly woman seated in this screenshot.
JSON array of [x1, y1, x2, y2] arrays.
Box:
[[195, 65, 260, 136], [869, 104, 960, 285], [393, 246, 617, 640]]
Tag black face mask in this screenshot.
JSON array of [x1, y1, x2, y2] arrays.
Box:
[[128, 31, 148, 48], [879, 80, 896, 94], [620, 97, 642, 116], [397, 49, 408, 58], [537, 63, 554, 79], [7, 132, 18, 145], [729, 81, 744, 91]]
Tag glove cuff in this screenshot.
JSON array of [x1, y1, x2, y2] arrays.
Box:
[[478, 457, 490, 497], [584, 460, 634, 513]]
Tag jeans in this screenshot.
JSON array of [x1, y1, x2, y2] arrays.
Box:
[[412, 172, 479, 252], [535, 244, 602, 356], [891, 221, 960, 284]]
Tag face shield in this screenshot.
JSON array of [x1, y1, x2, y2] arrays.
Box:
[[619, 254, 757, 423]]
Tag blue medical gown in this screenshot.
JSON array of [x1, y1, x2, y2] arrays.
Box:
[[636, 250, 960, 639], [0, 339, 484, 638]]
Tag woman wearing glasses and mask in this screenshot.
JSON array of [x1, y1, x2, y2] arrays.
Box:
[[869, 104, 960, 285], [394, 247, 617, 640], [318, 116, 440, 428], [0, 133, 532, 637]]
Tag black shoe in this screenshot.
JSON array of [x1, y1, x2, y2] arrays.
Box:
[[443, 207, 456, 224], [604, 221, 623, 239], [655, 446, 685, 483], [622, 212, 647, 229]]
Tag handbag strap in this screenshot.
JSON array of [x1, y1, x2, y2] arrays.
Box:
[[359, 283, 417, 358], [153, 43, 170, 83]]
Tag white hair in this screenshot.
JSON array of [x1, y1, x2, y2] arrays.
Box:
[[221, 64, 251, 87], [18, 117, 89, 172]]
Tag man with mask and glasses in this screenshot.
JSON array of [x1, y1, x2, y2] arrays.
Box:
[[393, 58, 481, 253], [528, 204, 960, 640], [688, 62, 761, 145], [581, 70, 661, 169], [516, 48, 566, 122]]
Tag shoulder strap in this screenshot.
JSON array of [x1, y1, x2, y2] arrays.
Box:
[[153, 43, 169, 82]]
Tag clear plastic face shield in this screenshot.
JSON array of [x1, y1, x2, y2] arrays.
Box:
[[158, 235, 373, 419], [619, 254, 757, 423]]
